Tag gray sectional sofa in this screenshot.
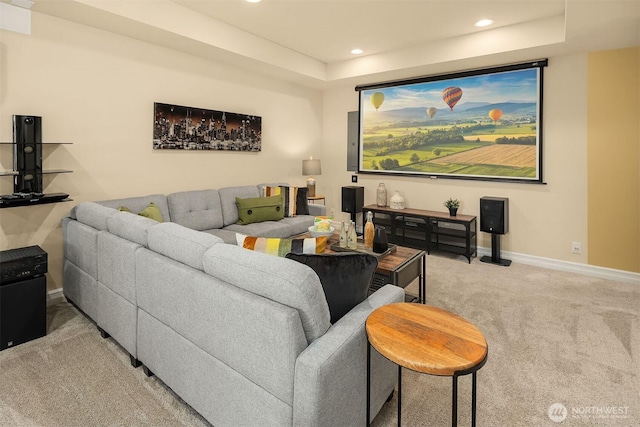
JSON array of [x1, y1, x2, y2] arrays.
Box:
[[61, 184, 404, 426]]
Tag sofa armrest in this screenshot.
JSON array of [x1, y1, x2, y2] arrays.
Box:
[[293, 284, 404, 427], [308, 204, 326, 216]]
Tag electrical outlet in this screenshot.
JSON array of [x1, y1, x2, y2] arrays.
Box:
[[571, 241, 581, 254]]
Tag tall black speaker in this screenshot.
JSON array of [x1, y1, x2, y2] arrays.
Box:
[[13, 115, 43, 194], [0, 275, 47, 350], [480, 196, 511, 266], [480, 196, 509, 234]]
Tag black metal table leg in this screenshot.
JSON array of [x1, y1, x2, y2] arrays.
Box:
[[472, 371, 477, 427], [398, 365, 402, 426], [452, 375, 458, 427], [367, 343, 371, 426], [421, 255, 426, 303]]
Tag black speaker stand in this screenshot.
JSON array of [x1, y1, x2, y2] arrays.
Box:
[[480, 233, 512, 267]]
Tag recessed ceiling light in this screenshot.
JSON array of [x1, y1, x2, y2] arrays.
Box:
[[246, 0, 261, 3], [351, 48, 363, 55], [475, 19, 494, 27]]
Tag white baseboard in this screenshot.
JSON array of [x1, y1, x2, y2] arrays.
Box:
[[47, 288, 65, 305], [477, 247, 640, 285]]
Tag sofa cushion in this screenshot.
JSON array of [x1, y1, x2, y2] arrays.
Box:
[[203, 244, 331, 343], [236, 234, 327, 256], [75, 202, 118, 231], [147, 222, 224, 271], [167, 189, 224, 231], [96, 194, 170, 223], [219, 186, 261, 226], [279, 215, 316, 236], [236, 195, 285, 225], [107, 211, 157, 247], [223, 220, 293, 238]]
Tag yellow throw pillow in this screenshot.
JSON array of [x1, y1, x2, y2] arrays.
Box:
[[236, 233, 326, 257]]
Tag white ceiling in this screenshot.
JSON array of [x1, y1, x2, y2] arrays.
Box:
[[12, 0, 640, 88], [175, 0, 567, 63]]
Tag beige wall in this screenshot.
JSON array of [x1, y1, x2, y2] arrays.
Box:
[[321, 54, 591, 265], [1, 12, 638, 293], [587, 47, 640, 273], [0, 12, 323, 290]]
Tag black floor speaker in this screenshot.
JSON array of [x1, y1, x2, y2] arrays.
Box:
[[480, 196, 511, 266], [13, 115, 43, 194], [0, 275, 47, 350]]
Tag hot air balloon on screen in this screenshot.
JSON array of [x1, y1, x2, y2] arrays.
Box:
[[442, 87, 463, 111], [370, 92, 385, 110], [427, 107, 437, 118], [488, 109, 503, 123]]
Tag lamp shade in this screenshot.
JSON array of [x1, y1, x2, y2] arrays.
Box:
[[302, 159, 321, 176]]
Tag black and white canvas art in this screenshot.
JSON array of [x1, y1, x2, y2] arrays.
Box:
[[153, 102, 262, 151]]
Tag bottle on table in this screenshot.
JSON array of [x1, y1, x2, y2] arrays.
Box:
[[364, 211, 374, 250], [339, 221, 347, 248], [347, 221, 358, 250]]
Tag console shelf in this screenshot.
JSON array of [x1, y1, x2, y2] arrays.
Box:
[[364, 205, 477, 263], [1, 115, 73, 207]]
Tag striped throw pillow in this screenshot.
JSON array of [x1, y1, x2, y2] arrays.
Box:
[[263, 186, 298, 217], [236, 234, 327, 257]]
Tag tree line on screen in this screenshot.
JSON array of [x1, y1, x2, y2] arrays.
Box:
[[368, 127, 535, 158], [366, 127, 536, 170]]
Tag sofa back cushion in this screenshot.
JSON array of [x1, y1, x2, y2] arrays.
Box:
[[167, 189, 224, 231], [75, 202, 118, 231], [95, 194, 170, 223], [203, 244, 331, 343], [107, 211, 158, 247], [147, 222, 224, 271], [218, 185, 260, 226]]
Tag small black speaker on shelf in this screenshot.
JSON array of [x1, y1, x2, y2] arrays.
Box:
[[13, 115, 43, 194], [480, 196, 509, 235], [342, 186, 364, 214], [342, 186, 364, 225]]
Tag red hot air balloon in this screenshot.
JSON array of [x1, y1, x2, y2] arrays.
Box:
[[442, 87, 463, 111]]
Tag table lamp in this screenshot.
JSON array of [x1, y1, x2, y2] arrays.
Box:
[[302, 157, 321, 197]]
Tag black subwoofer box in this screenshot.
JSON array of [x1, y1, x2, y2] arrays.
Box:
[[0, 275, 47, 350], [13, 115, 43, 193], [341, 186, 364, 214], [480, 196, 509, 234]]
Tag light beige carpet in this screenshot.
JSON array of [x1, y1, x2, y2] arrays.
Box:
[[0, 253, 638, 426]]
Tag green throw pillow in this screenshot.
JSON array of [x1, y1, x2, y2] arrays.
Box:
[[138, 202, 163, 222], [236, 194, 284, 225], [119, 202, 163, 222]]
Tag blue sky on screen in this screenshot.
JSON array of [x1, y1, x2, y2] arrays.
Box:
[[362, 68, 539, 112]]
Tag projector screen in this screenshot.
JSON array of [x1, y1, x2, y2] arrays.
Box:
[[356, 60, 547, 183]]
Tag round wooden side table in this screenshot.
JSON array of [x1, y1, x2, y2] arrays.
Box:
[[366, 303, 488, 426]]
